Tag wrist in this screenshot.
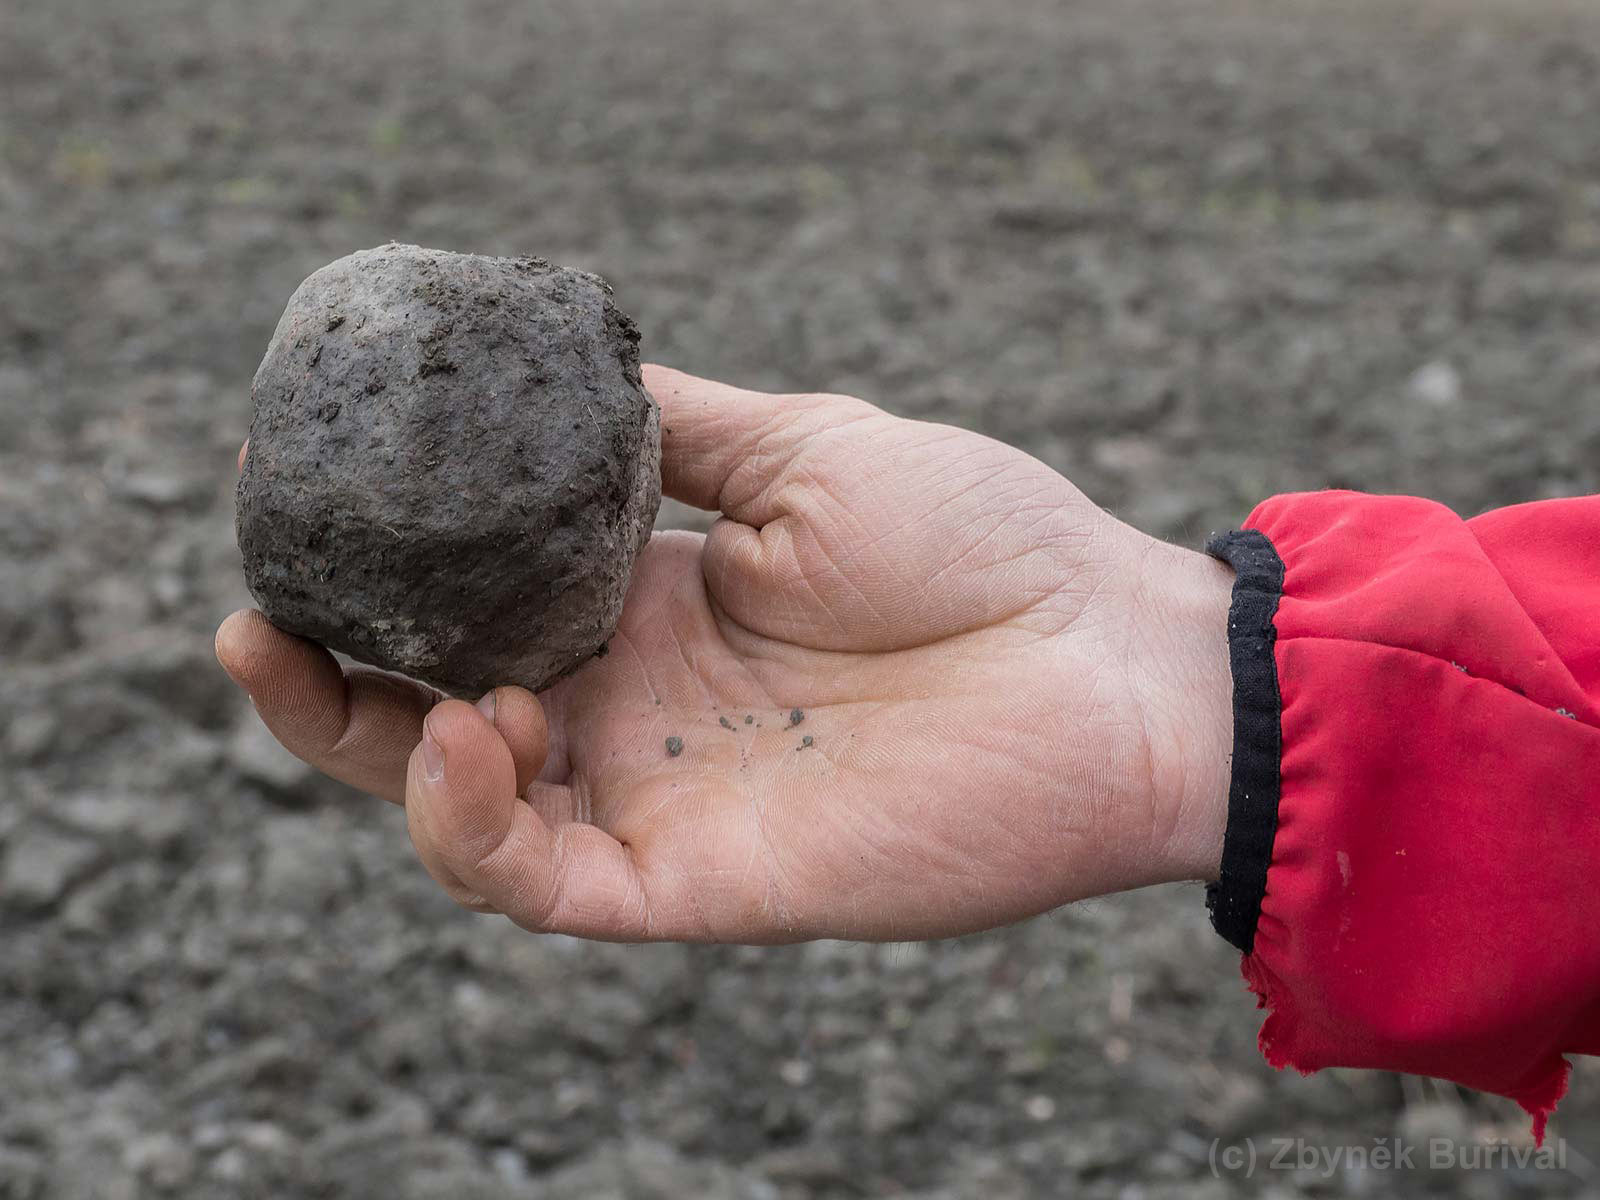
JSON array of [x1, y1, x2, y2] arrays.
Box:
[[1125, 534, 1235, 885]]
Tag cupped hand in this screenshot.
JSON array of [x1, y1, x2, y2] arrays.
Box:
[[217, 366, 1234, 942]]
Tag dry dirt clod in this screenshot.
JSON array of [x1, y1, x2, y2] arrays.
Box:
[[237, 244, 661, 696]]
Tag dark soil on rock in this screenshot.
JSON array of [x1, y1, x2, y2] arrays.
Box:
[[3, 0, 1598, 1196], [239, 245, 659, 696]]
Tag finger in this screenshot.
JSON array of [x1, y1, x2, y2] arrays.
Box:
[[404, 712, 501, 912], [643, 363, 874, 521], [216, 608, 442, 804], [406, 700, 661, 941], [237, 438, 249, 474], [475, 685, 549, 798]]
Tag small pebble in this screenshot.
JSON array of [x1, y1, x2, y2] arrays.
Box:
[[718, 716, 734, 730], [743, 715, 753, 724], [665, 736, 683, 757], [789, 708, 805, 727], [798, 735, 814, 751]]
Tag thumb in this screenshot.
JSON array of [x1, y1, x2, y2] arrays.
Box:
[[643, 364, 875, 523]]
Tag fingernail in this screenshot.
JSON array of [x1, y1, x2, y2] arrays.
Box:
[[421, 718, 444, 782], [475, 690, 497, 724]]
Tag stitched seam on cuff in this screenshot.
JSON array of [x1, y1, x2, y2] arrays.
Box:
[[1203, 528, 1285, 954]]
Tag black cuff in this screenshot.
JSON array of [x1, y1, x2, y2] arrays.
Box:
[[1203, 529, 1286, 954]]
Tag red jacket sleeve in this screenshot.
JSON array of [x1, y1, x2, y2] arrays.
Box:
[[1205, 491, 1600, 1142]]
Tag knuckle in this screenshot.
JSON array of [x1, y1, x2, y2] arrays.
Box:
[[464, 819, 515, 882], [512, 825, 567, 933]]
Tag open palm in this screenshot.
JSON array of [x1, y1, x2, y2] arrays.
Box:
[[217, 366, 1231, 942]]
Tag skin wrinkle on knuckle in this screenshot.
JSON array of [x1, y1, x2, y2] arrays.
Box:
[[717, 401, 842, 511], [740, 413, 862, 516], [323, 693, 380, 761], [721, 420, 796, 509], [437, 866, 490, 910], [718, 517, 843, 642], [619, 842, 658, 940], [254, 648, 352, 752], [707, 523, 768, 614], [568, 771, 593, 825], [511, 821, 569, 932], [452, 784, 518, 884], [564, 840, 646, 939]]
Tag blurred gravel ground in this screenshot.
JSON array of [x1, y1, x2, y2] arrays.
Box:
[[2, 0, 1599, 1196]]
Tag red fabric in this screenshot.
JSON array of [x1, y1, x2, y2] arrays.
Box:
[[1240, 491, 1600, 1142]]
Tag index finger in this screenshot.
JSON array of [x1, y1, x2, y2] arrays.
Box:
[[216, 610, 551, 804]]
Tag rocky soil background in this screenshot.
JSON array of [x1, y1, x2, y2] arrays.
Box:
[[3, 0, 1599, 1196]]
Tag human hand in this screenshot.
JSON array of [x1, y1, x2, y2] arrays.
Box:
[[217, 367, 1233, 942]]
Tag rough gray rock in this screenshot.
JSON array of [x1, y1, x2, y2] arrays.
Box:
[[237, 244, 660, 696]]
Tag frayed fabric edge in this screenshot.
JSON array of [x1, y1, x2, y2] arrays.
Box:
[[1516, 1058, 1570, 1148], [1239, 955, 1570, 1146], [1240, 953, 1308, 1075]]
